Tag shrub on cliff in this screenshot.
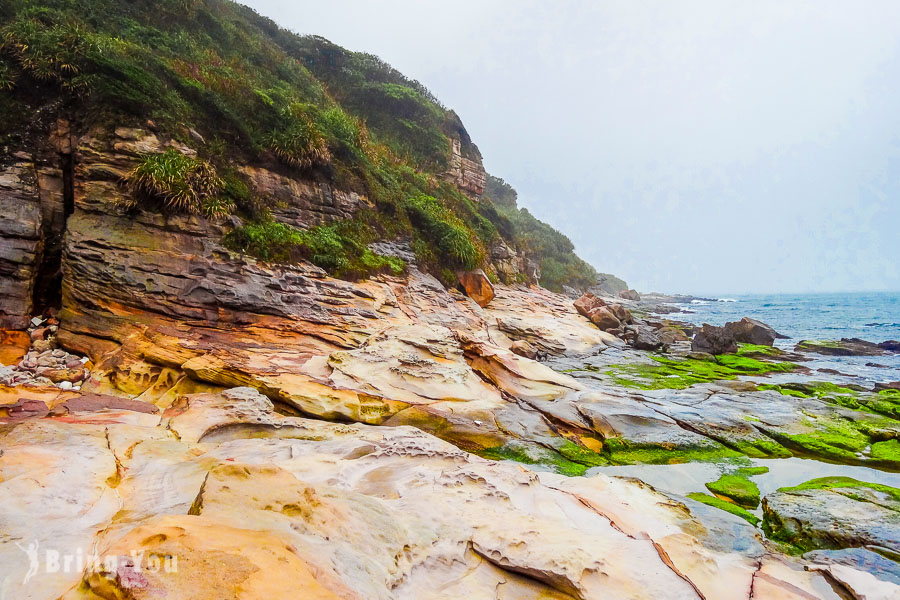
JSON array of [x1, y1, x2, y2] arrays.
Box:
[[125, 149, 229, 217], [266, 104, 331, 169], [403, 194, 483, 270], [224, 219, 405, 280]]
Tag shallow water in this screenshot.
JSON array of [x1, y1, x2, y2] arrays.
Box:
[[588, 457, 900, 518]]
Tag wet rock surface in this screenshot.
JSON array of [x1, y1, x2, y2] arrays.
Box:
[[761, 477, 900, 554]]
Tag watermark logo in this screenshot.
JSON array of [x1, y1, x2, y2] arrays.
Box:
[[14, 541, 40, 585], [12, 542, 177, 586]]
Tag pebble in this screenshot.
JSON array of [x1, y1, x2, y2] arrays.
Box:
[[58, 381, 73, 390]]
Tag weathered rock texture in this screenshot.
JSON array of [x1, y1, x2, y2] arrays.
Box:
[[0, 386, 881, 599], [444, 136, 486, 198]]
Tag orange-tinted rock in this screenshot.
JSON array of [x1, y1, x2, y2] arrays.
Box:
[[0, 329, 30, 365], [588, 306, 621, 331], [510, 339, 538, 359], [42, 367, 85, 383], [457, 269, 495, 307], [574, 293, 606, 318]]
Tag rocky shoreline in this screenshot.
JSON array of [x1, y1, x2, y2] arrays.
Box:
[[2, 122, 899, 600]]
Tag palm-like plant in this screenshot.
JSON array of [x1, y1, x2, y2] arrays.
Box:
[[126, 149, 225, 215]]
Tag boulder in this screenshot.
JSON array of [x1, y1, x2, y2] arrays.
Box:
[[588, 306, 622, 331], [874, 381, 900, 392], [618, 289, 641, 301], [457, 269, 495, 307], [761, 477, 900, 554], [42, 368, 85, 384], [573, 293, 606, 318], [723, 317, 785, 346], [880, 340, 900, 352], [631, 326, 664, 351], [691, 324, 737, 355], [608, 303, 633, 324]]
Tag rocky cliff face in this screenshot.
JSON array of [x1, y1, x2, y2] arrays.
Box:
[[444, 136, 486, 198]]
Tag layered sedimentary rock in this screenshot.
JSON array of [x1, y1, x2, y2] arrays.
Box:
[[444, 136, 486, 198], [0, 386, 880, 600], [0, 160, 45, 328]]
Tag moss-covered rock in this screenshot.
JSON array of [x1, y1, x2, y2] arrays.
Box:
[[687, 492, 759, 526], [705, 473, 761, 508], [762, 477, 900, 554], [606, 354, 798, 390]]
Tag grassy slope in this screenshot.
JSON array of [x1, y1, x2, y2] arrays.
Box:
[[0, 0, 599, 289]]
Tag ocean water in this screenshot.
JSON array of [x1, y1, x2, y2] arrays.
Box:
[[665, 292, 900, 383]]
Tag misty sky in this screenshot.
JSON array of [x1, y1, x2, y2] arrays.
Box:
[[244, 0, 900, 294]]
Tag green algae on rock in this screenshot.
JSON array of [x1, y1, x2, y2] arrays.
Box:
[[602, 437, 743, 465], [606, 354, 798, 390], [687, 492, 760, 526], [762, 477, 900, 554], [477, 441, 605, 476], [705, 473, 761, 508]]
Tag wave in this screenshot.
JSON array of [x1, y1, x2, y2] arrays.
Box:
[[865, 322, 900, 327], [717, 298, 737, 303]]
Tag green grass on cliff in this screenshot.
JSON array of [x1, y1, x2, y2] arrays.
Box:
[[0, 0, 598, 290]]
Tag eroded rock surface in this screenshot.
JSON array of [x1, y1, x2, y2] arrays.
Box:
[[0, 387, 883, 599]]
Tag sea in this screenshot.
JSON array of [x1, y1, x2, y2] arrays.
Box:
[[661, 292, 900, 385]]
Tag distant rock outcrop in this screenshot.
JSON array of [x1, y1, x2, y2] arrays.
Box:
[[587, 272, 628, 295], [796, 338, 900, 356]]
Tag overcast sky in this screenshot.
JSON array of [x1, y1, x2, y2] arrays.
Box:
[[244, 0, 900, 294]]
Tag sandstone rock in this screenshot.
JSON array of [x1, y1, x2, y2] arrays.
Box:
[[691, 324, 738, 355], [0, 330, 30, 365], [1, 398, 50, 419], [573, 293, 606, 318], [618, 288, 641, 301], [31, 339, 55, 353], [587, 306, 621, 330], [2, 387, 864, 600], [723, 317, 785, 346], [41, 367, 84, 383], [456, 269, 495, 307], [762, 477, 900, 554], [29, 327, 48, 342], [443, 136, 486, 198], [608, 303, 633, 324], [510, 339, 538, 359]]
